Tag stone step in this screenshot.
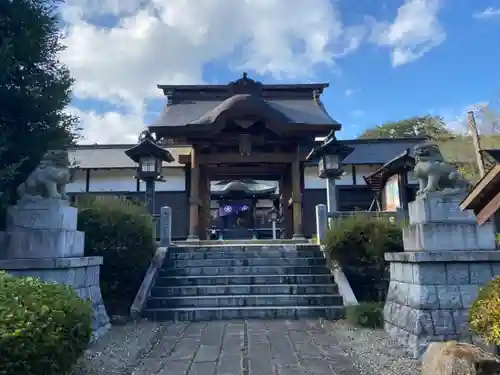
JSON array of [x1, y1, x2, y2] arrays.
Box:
[[146, 294, 343, 309], [150, 284, 339, 297], [167, 249, 323, 260], [142, 305, 345, 321], [169, 244, 319, 252], [164, 257, 326, 268], [161, 265, 329, 277], [155, 274, 333, 287]]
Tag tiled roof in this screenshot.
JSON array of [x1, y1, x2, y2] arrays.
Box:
[[70, 138, 428, 169], [482, 148, 500, 163], [340, 138, 427, 165], [151, 97, 339, 127], [211, 180, 277, 195], [69, 145, 191, 169]]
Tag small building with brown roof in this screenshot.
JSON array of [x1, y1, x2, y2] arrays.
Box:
[[460, 149, 500, 226]]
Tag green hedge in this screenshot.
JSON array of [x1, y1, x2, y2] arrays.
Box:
[[345, 302, 384, 328], [469, 276, 500, 345], [322, 214, 403, 302], [77, 197, 156, 315], [0, 271, 92, 375]]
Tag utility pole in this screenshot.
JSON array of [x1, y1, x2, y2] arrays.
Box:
[[467, 111, 486, 178]]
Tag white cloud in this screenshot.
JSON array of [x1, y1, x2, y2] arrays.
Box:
[[60, 0, 371, 143], [473, 7, 500, 20], [344, 89, 354, 97], [370, 0, 445, 67], [67, 106, 146, 145], [439, 101, 500, 135], [59, 0, 448, 144], [350, 109, 364, 117]]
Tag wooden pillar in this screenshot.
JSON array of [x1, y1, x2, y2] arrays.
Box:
[[187, 148, 200, 241], [198, 165, 211, 240], [280, 165, 293, 239], [291, 156, 304, 239]]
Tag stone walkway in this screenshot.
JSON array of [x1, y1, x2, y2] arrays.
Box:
[[131, 320, 360, 375]]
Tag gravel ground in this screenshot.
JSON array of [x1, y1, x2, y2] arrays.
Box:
[[71, 319, 420, 375], [320, 320, 420, 375]]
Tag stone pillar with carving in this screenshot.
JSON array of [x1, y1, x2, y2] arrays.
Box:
[[383, 142, 500, 359], [0, 149, 110, 341]]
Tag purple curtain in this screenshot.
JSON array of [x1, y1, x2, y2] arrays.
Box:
[[218, 203, 250, 217]]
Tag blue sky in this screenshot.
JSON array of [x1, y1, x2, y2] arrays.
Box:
[[59, 0, 500, 143]]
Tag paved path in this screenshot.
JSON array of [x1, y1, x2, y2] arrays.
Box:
[[131, 319, 361, 375]]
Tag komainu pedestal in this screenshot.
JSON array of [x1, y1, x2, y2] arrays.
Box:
[[0, 148, 111, 341], [2, 199, 84, 259], [0, 198, 110, 340], [384, 193, 500, 359], [403, 193, 496, 252]]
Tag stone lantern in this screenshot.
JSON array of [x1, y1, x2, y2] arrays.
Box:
[[306, 130, 353, 212], [124, 130, 174, 215]]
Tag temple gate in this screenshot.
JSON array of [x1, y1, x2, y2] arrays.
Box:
[[148, 73, 340, 240]]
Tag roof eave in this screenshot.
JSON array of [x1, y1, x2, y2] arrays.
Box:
[[124, 140, 175, 163], [460, 164, 500, 211]]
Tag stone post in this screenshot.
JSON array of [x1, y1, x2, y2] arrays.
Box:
[[326, 178, 338, 213], [383, 192, 500, 359], [315, 204, 327, 244], [159, 206, 172, 246]]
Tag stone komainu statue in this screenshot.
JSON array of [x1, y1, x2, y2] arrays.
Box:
[[17, 149, 72, 200], [412, 141, 470, 197]]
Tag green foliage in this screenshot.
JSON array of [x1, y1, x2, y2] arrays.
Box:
[[358, 112, 500, 183], [77, 197, 156, 315], [0, 0, 80, 205], [0, 271, 92, 375], [345, 302, 384, 328], [322, 214, 403, 301], [358, 115, 451, 139], [468, 276, 500, 345], [437, 134, 500, 183]]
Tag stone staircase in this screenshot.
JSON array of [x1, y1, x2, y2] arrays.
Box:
[[142, 243, 345, 321]]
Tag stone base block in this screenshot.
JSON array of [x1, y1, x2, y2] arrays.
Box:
[[408, 193, 475, 225], [0, 229, 84, 259], [0, 256, 110, 341], [403, 221, 496, 251], [384, 251, 500, 359], [7, 199, 78, 231]]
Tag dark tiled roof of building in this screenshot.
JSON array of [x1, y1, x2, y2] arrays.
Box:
[[211, 180, 277, 195], [152, 73, 339, 127], [151, 97, 340, 127], [340, 137, 427, 165], [482, 148, 500, 163]]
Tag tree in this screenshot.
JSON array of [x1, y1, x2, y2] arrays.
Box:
[[0, 0, 80, 204], [358, 115, 452, 140], [359, 113, 500, 182]]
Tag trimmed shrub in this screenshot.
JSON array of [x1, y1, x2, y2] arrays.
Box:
[[322, 214, 403, 302], [77, 196, 156, 315], [468, 276, 500, 345], [0, 271, 92, 375], [345, 302, 384, 328]]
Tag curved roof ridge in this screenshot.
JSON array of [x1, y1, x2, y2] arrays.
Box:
[[189, 94, 292, 125]]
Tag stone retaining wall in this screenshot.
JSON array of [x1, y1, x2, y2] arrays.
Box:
[[0, 256, 111, 340], [383, 251, 500, 358]]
